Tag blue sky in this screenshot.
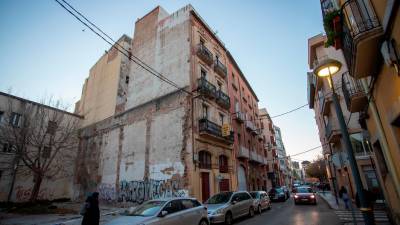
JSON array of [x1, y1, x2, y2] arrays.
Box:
[[0, 0, 324, 161]]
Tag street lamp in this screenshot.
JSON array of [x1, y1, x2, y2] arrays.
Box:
[[314, 58, 375, 225]]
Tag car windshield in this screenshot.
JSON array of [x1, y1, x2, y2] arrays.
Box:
[[276, 188, 284, 193], [206, 192, 233, 204], [124, 200, 166, 217], [296, 187, 313, 193], [250, 192, 259, 198]]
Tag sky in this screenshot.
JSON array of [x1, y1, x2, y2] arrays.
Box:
[[0, 0, 325, 162]]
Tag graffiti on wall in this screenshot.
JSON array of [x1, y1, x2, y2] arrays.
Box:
[[15, 186, 54, 201], [98, 183, 116, 202], [97, 176, 187, 203]]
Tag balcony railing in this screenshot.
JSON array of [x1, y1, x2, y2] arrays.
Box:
[[198, 78, 217, 99], [214, 59, 227, 78], [245, 120, 256, 132], [216, 90, 230, 109], [196, 44, 213, 65], [199, 118, 234, 143], [199, 162, 212, 169], [233, 111, 245, 123], [341, 72, 368, 112], [249, 151, 258, 162], [325, 119, 341, 143], [238, 146, 250, 159], [340, 0, 383, 78], [219, 164, 229, 173]]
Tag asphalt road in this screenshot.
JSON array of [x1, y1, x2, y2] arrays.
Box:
[[234, 196, 342, 225]]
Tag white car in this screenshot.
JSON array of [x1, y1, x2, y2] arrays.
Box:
[[106, 198, 209, 225]]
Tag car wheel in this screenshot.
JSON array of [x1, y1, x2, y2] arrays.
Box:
[[199, 219, 209, 225], [267, 203, 272, 210], [249, 207, 254, 217], [225, 212, 233, 225], [257, 205, 262, 214]]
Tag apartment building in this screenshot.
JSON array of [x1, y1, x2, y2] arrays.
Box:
[[274, 125, 289, 186], [317, 0, 400, 223], [259, 108, 279, 188], [227, 54, 267, 192], [73, 5, 266, 204], [0, 92, 82, 202], [307, 34, 381, 200]]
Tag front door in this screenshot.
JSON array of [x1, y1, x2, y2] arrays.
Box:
[[201, 172, 210, 203]]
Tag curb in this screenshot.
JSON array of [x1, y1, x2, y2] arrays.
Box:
[[317, 193, 339, 210]]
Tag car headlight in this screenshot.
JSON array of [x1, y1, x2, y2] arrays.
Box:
[[310, 195, 315, 198], [212, 208, 224, 215], [294, 195, 298, 198]]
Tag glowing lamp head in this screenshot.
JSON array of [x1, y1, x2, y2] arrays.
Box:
[[313, 58, 342, 77]]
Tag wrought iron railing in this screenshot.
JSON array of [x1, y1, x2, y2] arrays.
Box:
[[196, 44, 213, 65], [341, 0, 381, 75], [214, 59, 227, 77], [197, 77, 217, 98], [341, 71, 366, 110], [216, 90, 230, 109], [199, 118, 233, 142]]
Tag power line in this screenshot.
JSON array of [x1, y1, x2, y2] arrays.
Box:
[[270, 104, 309, 118], [289, 144, 327, 157], [54, 0, 193, 96]]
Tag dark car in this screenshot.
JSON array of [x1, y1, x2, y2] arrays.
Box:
[[294, 186, 317, 205], [281, 186, 290, 199], [268, 187, 286, 202]]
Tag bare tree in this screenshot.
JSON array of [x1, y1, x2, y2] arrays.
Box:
[[0, 96, 80, 202], [305, 156, 328, 182]]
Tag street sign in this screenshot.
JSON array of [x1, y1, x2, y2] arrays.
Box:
[[222, 123, 230, 136]]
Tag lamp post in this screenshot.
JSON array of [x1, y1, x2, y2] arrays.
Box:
[[314, 58, 375, 225]]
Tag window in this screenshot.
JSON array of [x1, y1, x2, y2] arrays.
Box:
[[46, 121, 57, 135], [200, 38, 205, 45], [234, 100, 240, 112], [2, 143, 15, 153], [0, 111, 3, 123], [239, 192, 251, 201], [10, 112, 21, 127], [163, 200, 183, 214], [42, 146, 51, 158], [219, 155, 228, 173], [201, 68, 207, 78], [219, 113, 224, 125], [125, 76, 130, 84], [181, 199, 200, 209], [199, 151, 212, 169], [217, 81, 222, 91], [202, 105, 208, 119]]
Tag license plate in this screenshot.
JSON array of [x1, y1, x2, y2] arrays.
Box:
[[301, 199, 308, 201]]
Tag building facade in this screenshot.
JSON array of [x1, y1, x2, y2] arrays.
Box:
[[312, 0, 400, 222], [0, 92, 81, 202]]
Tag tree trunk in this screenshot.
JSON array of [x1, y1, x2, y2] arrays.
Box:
[[29, 173, 43, 202]]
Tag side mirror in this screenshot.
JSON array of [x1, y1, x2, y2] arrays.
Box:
[[159, 210, 168, 217], [231, 200, 237, 205]]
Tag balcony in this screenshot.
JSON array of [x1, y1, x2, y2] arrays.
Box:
[[238, 146, 249, 159], [249, 151, 264, 164], [341, 0, 384, 79], [262, 157, 268, 165], [325, 119, 341, 143], [219, 164, 229, 173], [197, 78, 217, 99], [257, 133, 264, 141], [196, 44, 213, 65], [319, 94, 332, 116], [233, 111, 245, 123], [216, 90, 230, 110], [245, 120, 256, 132], [214, 59, 227, 78], [198, 118, 234, 144], [342, 72, 368, 112]]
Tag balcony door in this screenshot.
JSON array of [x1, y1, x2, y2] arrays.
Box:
[[201, 172, 210, 203]]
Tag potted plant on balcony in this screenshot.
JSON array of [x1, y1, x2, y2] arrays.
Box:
[[323, 10, 342, 49]]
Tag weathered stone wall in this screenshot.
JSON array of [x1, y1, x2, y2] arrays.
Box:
[[75, 90, 191, 204]]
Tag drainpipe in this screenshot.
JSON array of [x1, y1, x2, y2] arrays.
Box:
[[361, 79, 400, 200]]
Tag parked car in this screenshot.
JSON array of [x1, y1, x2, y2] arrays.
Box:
[[249, 191, 272, 214], [105, 198, 209, 225], [268, 187, 286, 202], [293, 186, 317, 205], [205, 191, 254, 225]]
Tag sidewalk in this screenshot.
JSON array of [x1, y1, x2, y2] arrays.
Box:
[[0, 202, 124, 225], [318, 191, 391, 225]]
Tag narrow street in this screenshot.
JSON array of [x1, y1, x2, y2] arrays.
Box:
[[235, 196, 341, 225]]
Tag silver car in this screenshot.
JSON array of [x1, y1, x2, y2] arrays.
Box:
[[105, 198, 209, 225], [249, 191, 272, 214], [205, 191, 254, 225]]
